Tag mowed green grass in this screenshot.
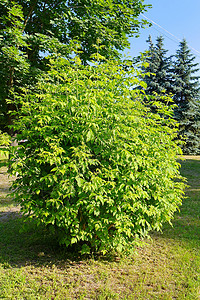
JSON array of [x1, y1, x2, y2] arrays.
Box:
[[0, 156, 200, 299]]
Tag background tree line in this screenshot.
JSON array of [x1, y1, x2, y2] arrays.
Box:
[[138, 35, 200, 155]]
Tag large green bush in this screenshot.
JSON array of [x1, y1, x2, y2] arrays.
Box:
[[9, 56, 185, 254]]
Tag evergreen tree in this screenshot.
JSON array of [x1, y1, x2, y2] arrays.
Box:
[[155, 36, 172, 94], [142, 35, 156, 95], [142, 35, 171, 95], [172, 39, 200, 154]]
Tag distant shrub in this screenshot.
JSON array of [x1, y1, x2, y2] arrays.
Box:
[[0, 130, 10, 157], [9, 56, 185, 254]]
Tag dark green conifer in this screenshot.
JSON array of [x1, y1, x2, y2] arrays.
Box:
[[143, 35, 171, 95], [172, 39, 200, 154]]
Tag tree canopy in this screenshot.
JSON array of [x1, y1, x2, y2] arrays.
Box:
[[0, 0, 151, 67], [0, 0, 150, 132]]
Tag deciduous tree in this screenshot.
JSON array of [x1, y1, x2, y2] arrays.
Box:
[[0, 0, 150, 132]]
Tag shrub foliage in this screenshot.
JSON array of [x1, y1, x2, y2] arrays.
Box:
[[9, 56, 185, 254]]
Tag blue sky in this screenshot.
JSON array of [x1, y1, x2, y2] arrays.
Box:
[[126, 0, 200, 73]]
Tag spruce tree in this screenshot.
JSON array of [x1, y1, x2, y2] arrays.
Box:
[[172, 39, 200, 154], [143, 35, 171, 95], [142, 35, 156, 94]]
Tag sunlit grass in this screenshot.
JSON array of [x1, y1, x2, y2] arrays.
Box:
[[0, 156, 200, 299]]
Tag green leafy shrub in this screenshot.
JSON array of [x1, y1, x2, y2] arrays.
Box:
[[0, 131, 10, 146], [9, 56, 185, 254], [0, 130, 10, 157]]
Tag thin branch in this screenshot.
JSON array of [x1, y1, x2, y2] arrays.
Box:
[[23, 1, 38, 32]]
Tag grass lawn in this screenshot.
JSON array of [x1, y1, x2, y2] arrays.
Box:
[[0, 156, 200, 299]]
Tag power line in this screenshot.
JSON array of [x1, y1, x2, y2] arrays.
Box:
[[150, 26, 180, 45], [141, 14, 200, 57], [147, 25, 200, 61], [141, 14, 182, 43]]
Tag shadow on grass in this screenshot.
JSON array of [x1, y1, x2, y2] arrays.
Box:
[[0, 214, 84, 269], [179, 159, 200, 185], [160, 215, 200, 243], [0, 213, 119, 270], [153, 158, 200, 245]]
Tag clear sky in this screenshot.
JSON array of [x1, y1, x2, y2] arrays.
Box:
[[126, 0, 200, 74]]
